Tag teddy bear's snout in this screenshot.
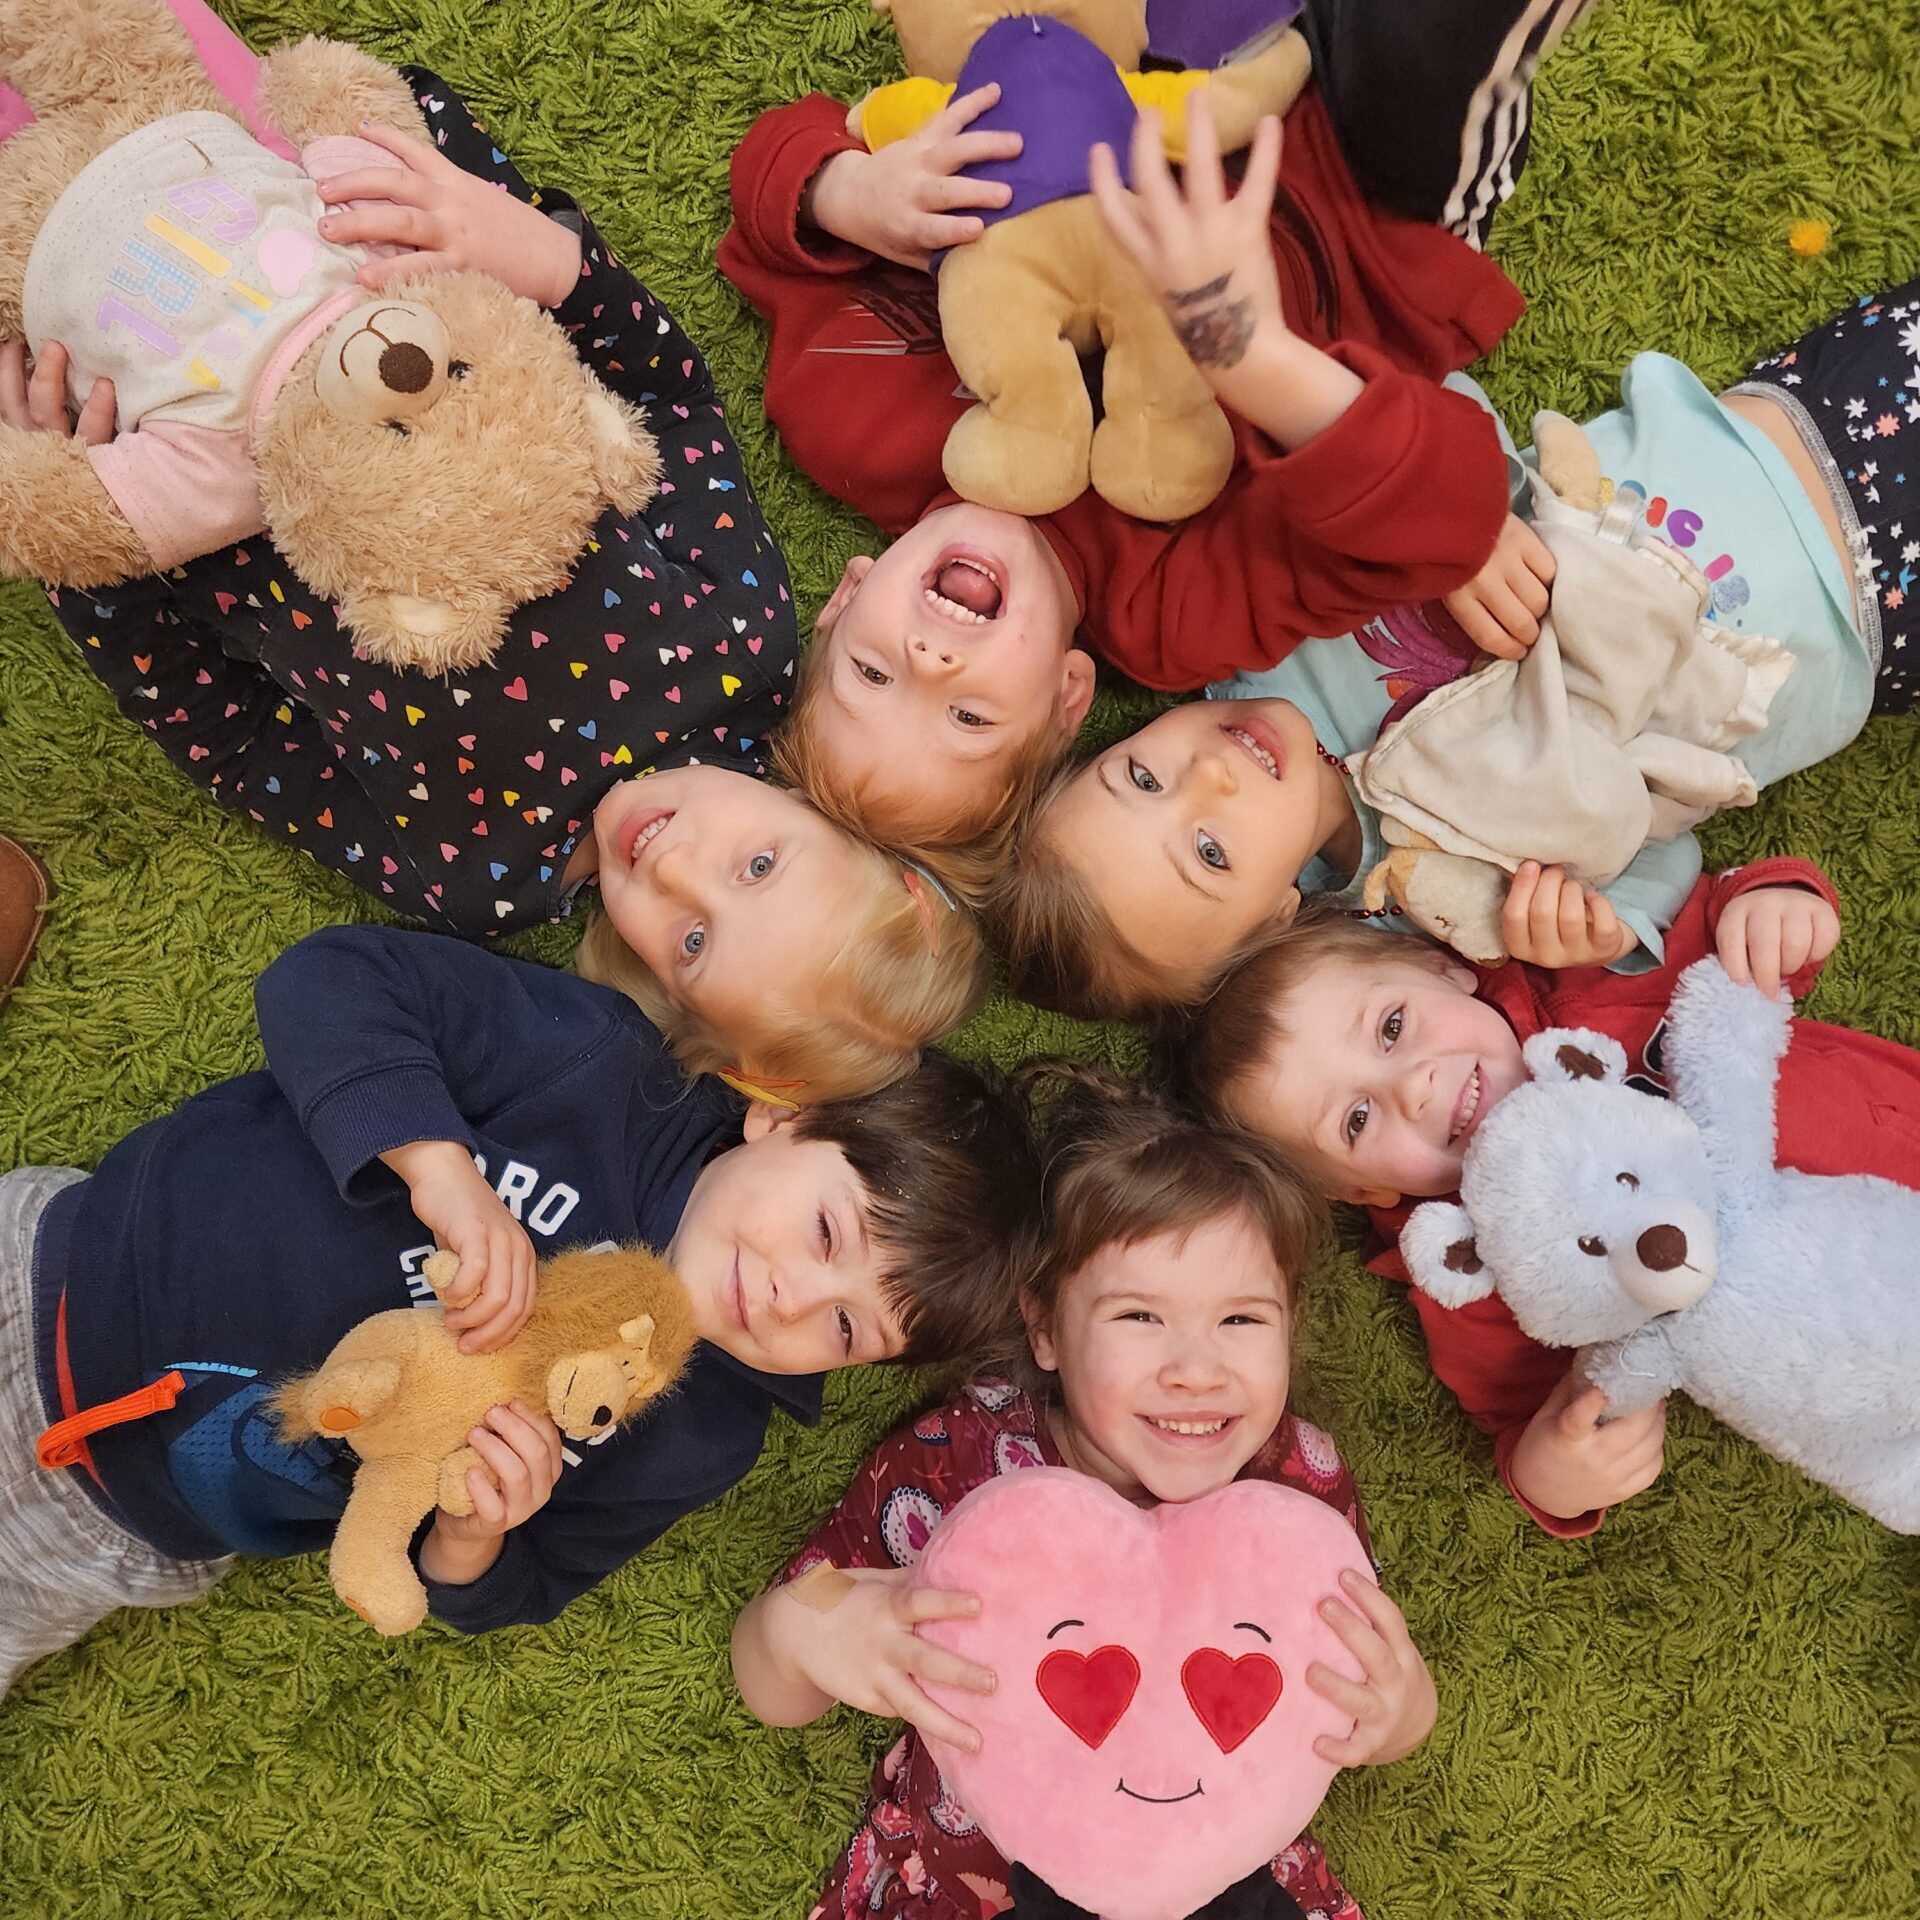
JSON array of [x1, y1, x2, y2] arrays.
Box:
[[314, 301, 456, 427], [1613, 1203, 1716, 1314]]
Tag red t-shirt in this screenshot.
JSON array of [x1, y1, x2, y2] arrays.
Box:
[[720, 92, 1521, 691], [1366, 859, 1920, 1536], [783, 1380, 1372, 1920]]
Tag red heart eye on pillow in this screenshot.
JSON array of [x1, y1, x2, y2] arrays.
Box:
[[1035, 1644, 1141, 1748], [1181, 1648, 1284, 1753]]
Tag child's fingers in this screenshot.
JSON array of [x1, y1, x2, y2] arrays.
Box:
[[439, 1243, 482, 1310], [1585, 891, 1622, 957], [354, 118, 457, 174], [1448, 588, 1519, 660], [899, 1584, 983, 1624], [461, 1465, 507, 1530], [322, 202, 439, 253], [485, 1402, 562, 1486], [1180, 87, 1225, 213], [75, 377, 117, 446], [1515, 518, 1557, 587], [1237, 114, 1283, 220], [1333, 1569, 1412, 1648], [1476, 573, 1540, 650], [1776, 908, 1815, 988], [909, 1639, 998, 1697], [1556, 1382, 1612, 1438], [1303, 1659, 1374, 1721], [891, 1679, 983, 1754], [1553, 872, 1588, 953], [318, 165, 430, 208], [1088, 142, 1151, 264], [1501, 862, 1540, 946], [1129, 107, 1183, 232], [938, 81, 1004, 135], [1716, 908, 1754, 986], [1311, 1727, 1375, 1768], [940, 128, 1024, 174], [1749, 922, 1783, 1001], [927, 169, 1014, 213], [0, 339, 31, 430], [28, 339, 70, 433], [1317, 1593, 1394, 1677]]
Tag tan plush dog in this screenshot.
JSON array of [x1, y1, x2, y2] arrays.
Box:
[[0, 0, 660, 674], [275, 1245, 694, 1637], [851, 0, 1310, 521]]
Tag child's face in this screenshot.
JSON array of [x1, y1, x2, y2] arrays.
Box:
[[1232, 957, 1527, 1207], [592, 767, 874, 1038], [670, 1113, 907, 1373], [1039, 699, 1335, 980], [1028, 1210, 1291, 1506], [810, 503, 1096, 838]]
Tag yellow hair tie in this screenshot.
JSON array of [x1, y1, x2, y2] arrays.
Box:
[[717, 1068, 806, 1109]]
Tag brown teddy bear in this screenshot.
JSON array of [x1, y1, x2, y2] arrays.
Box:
[[275, 1244, 695, 1637], [850, 0, 1311, 521], [0, 0, 661, 675]]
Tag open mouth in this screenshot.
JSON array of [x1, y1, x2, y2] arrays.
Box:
[[1141, 1414, 1237, 1444], [1116, 1780, 1204, 1804], [620, 807, 673, 868], [1448, 1064, 1484, 1145], [922, 547, 1006, 625], [1221, 719, 1284, 781]]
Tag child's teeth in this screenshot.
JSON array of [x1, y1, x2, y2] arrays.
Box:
[[923, 586, 989, 624], [1151, 1418, 1228, 1436]]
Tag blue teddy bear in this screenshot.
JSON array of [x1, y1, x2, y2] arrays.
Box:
[[1401, 958, 1919, 1533]]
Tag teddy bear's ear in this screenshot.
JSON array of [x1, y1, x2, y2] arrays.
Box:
[[582, 383, 663, 516], [1521, 1027, 1628, 1088], [1399, 1201, 1497, 1307], [617, 1314, 656, 1354], [338, 587, 509, 678]]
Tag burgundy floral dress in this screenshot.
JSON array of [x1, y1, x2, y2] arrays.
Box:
[[782, 1382, 1372, 1920]]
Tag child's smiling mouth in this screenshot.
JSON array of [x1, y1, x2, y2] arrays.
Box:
[[1221, 721, 1284, 780], [1448, 1064, 1484, 1144], [1141, 1414, 1237, 1446]]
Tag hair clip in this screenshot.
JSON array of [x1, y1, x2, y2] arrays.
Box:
[[718, 1067, 807, 1110], [901, 859, 957, 956]]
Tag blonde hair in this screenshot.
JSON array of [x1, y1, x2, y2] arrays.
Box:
[[772, 624, 1074, 909], [575, 830, 991, 1105], [988, 761, 1292, 1021]]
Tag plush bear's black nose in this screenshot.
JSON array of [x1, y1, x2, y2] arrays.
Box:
[[379, 340, 434, 393], [1637, 1224, 1689, 1272], [592, 1403, 613, 1429]]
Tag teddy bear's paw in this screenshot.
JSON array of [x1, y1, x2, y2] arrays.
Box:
[[339, 1578, 429, 1637], [942, 403, 1093, 519], [1391, 852, 1510, 967], [0, 429, 154, 585], [2, 0, 222, 115], [258, 35, 428, 146], [1088, 404, 1235, 523], [337, 589, 508, 678], [436, 1446, 493, 1517]]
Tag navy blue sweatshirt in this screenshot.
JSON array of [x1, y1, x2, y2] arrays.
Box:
[[30, 926, 821, 1633]]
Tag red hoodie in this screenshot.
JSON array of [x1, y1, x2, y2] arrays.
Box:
[[719, 90, 1522, 691], [1367, 859, 1920, 1536]]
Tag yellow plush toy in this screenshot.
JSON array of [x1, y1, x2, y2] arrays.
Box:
[[0, 0, 660, 674], [851, 0, 1310, 521], [274, 1245, 694, 1637]]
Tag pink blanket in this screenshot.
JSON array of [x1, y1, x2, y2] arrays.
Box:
[[0, 0, 291, 160]]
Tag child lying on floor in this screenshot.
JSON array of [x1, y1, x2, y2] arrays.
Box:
[[722, 0, 1598, 886], [990, 102, 1906, 1018], [0, 922, 1041, 1696], [1172, 865, 1920, 1533], [731, 1069, 1433, 1920]]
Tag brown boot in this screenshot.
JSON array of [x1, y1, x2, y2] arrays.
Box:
[[0, 835, 50, 998]]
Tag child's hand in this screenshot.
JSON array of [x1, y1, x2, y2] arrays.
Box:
[[1502, 863, 1636, 969], [1714, 885, 1839, 999], [775, 1565, 994, 1751], [1090, 93, 1286, 376], [1442, 515, 1556, 658], [382, 1140, 538, 1353], [807, 84, 1023, 270], [1509, 1371, 1668, 1520], [419, 1400, 565, 1585], [1306, 1571, 1438, 1768], [316, 123, 582, 307], [0, 339, 115, 443]]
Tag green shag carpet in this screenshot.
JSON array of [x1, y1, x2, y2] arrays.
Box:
[[2, 2, 1918, 1914]]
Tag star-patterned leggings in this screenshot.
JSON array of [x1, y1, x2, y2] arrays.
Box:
[[1735, 278, 1920, 716]]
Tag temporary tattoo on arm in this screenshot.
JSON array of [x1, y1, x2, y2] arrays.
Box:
[[1171, 291, 1255, 369]]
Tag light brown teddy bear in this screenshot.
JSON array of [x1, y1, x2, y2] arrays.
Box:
[[0, 0, 660, 674], [275, 1245, 694, 1637], [851, 0, 1310, 521]]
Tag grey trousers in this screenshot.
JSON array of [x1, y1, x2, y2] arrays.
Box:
[[0, 1165, 231, 1697]]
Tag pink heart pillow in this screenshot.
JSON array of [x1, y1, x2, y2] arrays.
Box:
[[914, 1468, 1372, 1920]]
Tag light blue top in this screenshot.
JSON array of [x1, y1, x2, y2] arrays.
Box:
[[1211, 356, 1872, 968]]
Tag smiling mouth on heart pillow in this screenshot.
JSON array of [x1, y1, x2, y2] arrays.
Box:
[[911, 1468, 1373, 1920]]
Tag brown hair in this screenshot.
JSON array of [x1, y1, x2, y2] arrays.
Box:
[[574, 830, 991, 1105], [772, 626, 1074, 909], [1168, 905, 1457, 1136], [1008, 1062, 1326, 1396], [987, 761, 1292, 1021], [795, 1049, 1045, 1370]]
